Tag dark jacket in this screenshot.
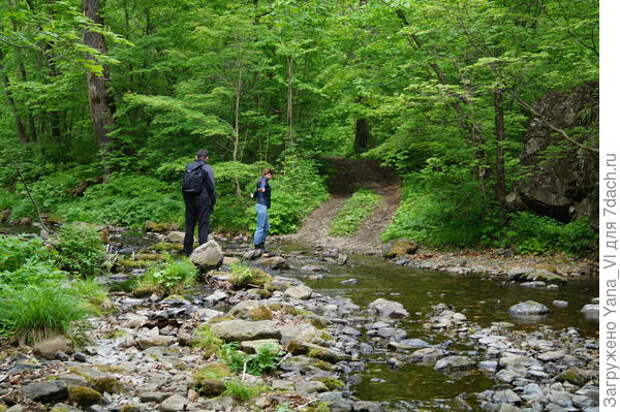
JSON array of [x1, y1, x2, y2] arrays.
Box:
[[185, 160, 216, 206], [255, 176, 271, 208]]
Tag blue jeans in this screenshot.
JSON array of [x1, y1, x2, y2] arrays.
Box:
[[254, 204, 270, 245]]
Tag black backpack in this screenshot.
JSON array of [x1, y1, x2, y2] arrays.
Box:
[[182, 164, 207, 194]]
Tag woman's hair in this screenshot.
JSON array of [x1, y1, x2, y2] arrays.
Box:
[[196, 149, 209, 160], [262, 168, 274, 176]]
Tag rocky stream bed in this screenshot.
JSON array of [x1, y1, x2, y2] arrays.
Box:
[[0, 228, 599, 411]]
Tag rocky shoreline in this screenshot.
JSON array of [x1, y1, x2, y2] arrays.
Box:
[[0, 229, 600, 411]]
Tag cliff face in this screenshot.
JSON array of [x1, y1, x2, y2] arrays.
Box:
[[511, 82, 598, 224]]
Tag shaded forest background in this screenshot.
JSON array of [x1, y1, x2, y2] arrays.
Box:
[[0, 0, 599, 255]]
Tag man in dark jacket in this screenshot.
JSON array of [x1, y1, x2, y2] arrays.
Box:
[[182, 149, 216, 256], [253, 168, 274, 251]]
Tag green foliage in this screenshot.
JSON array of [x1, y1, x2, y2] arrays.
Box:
[[136, 257, 197, 296], [497, 212, 597, 256], [383, 160, 497, 248], [193, 324, 224, 357], [222, 379, 270, 402], [229, 263, 272, 288], [249, 155, 329, 235], [219, 342, 282, 376], [329, 190, 381, 237], [0, 235, 54, 272], [55, 175, 182, 228], [0, 283, 94, 344], [52, 224, 106, 277]]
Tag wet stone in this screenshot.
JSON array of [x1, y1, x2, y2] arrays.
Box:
[[159, 394, 187, 412], [508, 300, 549, 316], [21, 381, 68, 403]]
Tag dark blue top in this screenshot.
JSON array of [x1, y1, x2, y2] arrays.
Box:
[[185, 160, 216, 205], [255, 176, 271, 208]]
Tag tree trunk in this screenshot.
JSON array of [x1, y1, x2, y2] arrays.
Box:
[[354, 118, 371, 153], [286, 55, 294, 146], [83, 0, 115, 174], [0, 50, 28, 143], [493, 88, 507, 209]]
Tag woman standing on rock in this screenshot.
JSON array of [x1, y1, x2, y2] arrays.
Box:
[[253, 168, 274, 252]]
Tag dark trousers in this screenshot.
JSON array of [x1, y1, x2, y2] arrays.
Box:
[[183, 192, 211, 256]]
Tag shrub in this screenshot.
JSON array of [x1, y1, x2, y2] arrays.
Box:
[[193, 324, 224, 356], [219, 342, 282, 376], [382, 160, 497, 247], [0, 262, 65, 291], [246, 155, 329, 235], [71, 278, 108, 307], [55, 174, 182, 228], [136, 257, 197, 296], [0, 283, 94, 344], [329, 190, 381, 237], [52, 224, 106, 277], [498, 212, 597, 256], [0, 235, 54, 272], [222, 379, 270, 402]]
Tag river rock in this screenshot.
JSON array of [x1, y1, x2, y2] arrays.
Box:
[[165, 231, 185, 243], [243, 249, 263, 260], [508, 300, 549, 316], [368, 298, 409, 318], [295, 380, 328, 394], [285, 284, 313, 299], [493, 389, 521, 403], [190, 240, 223, 271], [240, 339, 281, 354], [553, 300, 568, 308], [137, 334, 177, 349], [317, 391, 354, 412], [337, 254, 348, 265], [33, 336, 73, 360], [257, 255, 289, 270], [537, 350, 565, 362], [435, 356, 476, 372], [204, 290, 228, 306], [210, 319, 281, 341], [279, 323, 319, 346], [383, 238, 418, 258], [580, 304, 599, 320], [159, 394, 187, 412], [21, 381, 68, 403]]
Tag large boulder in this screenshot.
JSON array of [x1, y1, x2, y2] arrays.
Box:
[[284, 285, 313, 300], [210, 320, 281, 341], [509, 82, 598, 224], [383, 238, 418, 258], [190, 240, 224, 271], [368, 298, 410, 318]]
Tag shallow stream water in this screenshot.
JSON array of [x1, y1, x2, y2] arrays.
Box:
[[279, 242, 598, 409]]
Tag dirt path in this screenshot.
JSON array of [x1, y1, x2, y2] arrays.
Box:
[[286, 158, 400, 253]]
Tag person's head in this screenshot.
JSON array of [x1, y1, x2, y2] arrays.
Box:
[[262, 168, 274, 179], [196, 149, 209, 161]]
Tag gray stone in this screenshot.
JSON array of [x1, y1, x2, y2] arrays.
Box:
[[279, 323, 319, 346], [521, 281, 546, 288], [6, 405, 26, 412], [257, 255, 289, 270], [398, 338, 430, 349], [317, 391, 354, 412], [553, 300, 569, 308], [210, 319, 281, 341], [368, 298, 409, 318], [190, 240, 223, 271], [204, 290, 228, 306], [580, 304, 599, 320], [537, 350, 565, 362], [340, 278, 358, 285], [497, 404, 522, 412], [410, 348, 443, 364], [21, 381, 68, 403], [137, 334, 177, 349], [508, 300, 549, 316], [478, 360, 498, 372], [353, 401, 381, 412], [159, 394, 187, 412], [521, 383, 545, 402], [493, 389, 521, 403], [295, 380, 328, 394], [165, 231, 185, 243], [434, 356, 476, 372], [284, 285, 313, 299], [240, 339, 281, 354], [140, 392, 170, 403]]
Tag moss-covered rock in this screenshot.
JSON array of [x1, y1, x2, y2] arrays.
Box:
[[145, 221, 179, 232], [119, 404, 142, 412], [557, 368, 590, 386], [208, 315, 236, 324], [383, 238, 418, 258], [117, 259, 154, 270], [192, 361, 231, 397], [149, 242, 184, 252], [229, 265, 273, 288], [68, 385, 102, 407], [131, 286, 154, 298], [313, 377, 344, 391], [248, 306, 273, 321], [134, 253, 167, 261]]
